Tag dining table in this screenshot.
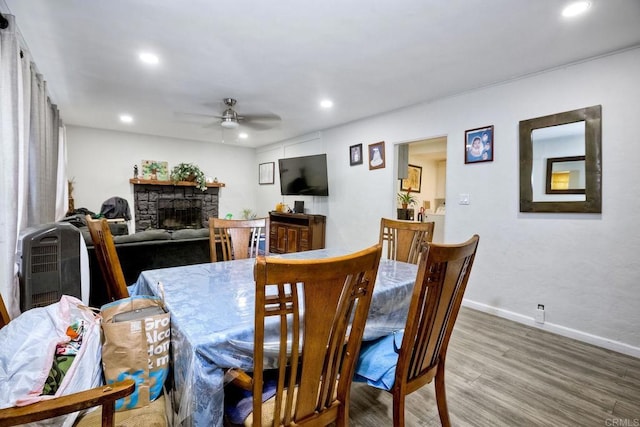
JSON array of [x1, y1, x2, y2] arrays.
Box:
[[133, 247, 418, 427]]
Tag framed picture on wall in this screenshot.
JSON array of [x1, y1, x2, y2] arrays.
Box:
[[400, 164, 422, 192], [368, 141, 386, 170], [465, 125, 494, 164], [258, 162, 274, 185], [349, 143, 363, 166], [141, 160, 169, 180]]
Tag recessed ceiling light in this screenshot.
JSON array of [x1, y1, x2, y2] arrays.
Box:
[[139, 52, 159, 65], [562, 1, 591, 17], [119, 114, 133, 123], [320, 99, 333, 109], [238, 132, 248, 139]]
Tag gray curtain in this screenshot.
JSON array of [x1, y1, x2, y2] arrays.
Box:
[[0, 14, 64, 317], [28, 69, 60, 225]]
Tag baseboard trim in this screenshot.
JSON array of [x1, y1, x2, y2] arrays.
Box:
[[462, 300, 640, 359]]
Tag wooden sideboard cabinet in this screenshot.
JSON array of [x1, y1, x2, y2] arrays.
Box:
[[269, 212, 326, 254]]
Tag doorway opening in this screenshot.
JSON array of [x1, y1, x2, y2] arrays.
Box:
[[396, 136, 447, 242]]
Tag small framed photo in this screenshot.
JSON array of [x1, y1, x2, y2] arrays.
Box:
[[368, 141, 386, 170], [349, 143, 363, 166], [465, 125, 494, 164], [401, 164, 422, 192], [258, 162, 274, 185]]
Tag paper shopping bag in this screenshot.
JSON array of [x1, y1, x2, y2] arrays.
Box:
[[100, 295, 170, 410]]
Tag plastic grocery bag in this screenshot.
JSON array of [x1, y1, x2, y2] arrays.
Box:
[[0, 295, 102, 427], [100, 295, 170, 411]]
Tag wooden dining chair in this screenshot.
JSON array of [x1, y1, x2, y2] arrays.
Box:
[[356, 235, 479, 427], [227, 244, 382, 426], [379, 218, 435, 264], [209, 217, 269, 262], [85, 215, 129, 301]]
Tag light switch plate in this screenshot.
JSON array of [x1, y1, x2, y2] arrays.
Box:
[[459, 193, 470, 205]]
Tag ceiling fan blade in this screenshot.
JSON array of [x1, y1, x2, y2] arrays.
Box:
[[240, 113, 281, 122], [241, 121, 278, 131]]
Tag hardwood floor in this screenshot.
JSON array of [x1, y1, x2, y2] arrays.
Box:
[[349, 307, 640, 426]]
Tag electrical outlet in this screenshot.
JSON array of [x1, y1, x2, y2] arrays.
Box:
[[535, 304, 545, 324]]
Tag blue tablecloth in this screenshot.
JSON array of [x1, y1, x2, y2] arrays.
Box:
[[134, 248, 418, 427]]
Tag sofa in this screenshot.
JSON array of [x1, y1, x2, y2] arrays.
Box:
[[81, 227, 212, 307]]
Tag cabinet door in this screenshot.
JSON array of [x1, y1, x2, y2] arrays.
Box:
[[274, 224, 288, 253], [285, 226, 299, 253], [269, 226, 278, 253], [298, 228, 310, 251]]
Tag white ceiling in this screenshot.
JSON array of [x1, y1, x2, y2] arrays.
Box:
[[2, 0, 639, 148]]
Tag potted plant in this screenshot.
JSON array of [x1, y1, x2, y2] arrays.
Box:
[[241, 208, 257, 220], [170, 162, 207, 191], [397, 188, 417, 209]]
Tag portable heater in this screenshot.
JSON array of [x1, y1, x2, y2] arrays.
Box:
[[17, 222, 89, 311]]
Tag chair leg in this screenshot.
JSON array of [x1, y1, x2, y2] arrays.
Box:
[[337, 401, 349, 427], [392, 389, 405, 427], [434, 362, 451, 427]]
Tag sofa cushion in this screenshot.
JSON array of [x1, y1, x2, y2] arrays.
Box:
[[113, 229, 172, 244], [171, 228, 209, 240]]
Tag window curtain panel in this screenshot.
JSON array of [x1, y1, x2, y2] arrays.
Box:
[[0, 13, 65, 318]]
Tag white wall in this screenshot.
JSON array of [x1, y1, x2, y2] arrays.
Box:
[[65, 126, 257, 222], [254, 48, 640, 357]]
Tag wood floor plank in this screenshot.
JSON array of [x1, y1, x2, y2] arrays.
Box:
[[349, 307, 640, 426]]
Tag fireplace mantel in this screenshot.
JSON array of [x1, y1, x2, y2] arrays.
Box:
[[129, 178, 225, 188]]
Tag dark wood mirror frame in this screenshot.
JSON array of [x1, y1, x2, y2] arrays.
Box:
[[519, 105, 602, 213], [545, 155, 586, 195]]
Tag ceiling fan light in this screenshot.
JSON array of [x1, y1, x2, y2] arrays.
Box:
[[221, 118, 239, 129]]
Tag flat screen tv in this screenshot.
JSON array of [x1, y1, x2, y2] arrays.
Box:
[[278, 154, 329, 196]]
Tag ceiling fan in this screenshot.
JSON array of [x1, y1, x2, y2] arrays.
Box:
[[182, 98, 281, 131]]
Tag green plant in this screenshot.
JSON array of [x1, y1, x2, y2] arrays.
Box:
[[397, 188, 417, 206], [241, 208, 257, 220], [170, 162, 207, 191]]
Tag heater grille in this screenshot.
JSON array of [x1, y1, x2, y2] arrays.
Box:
[[31, 245, 58, 274]]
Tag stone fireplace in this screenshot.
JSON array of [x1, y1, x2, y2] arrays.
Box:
[[130, 180, 222, 232]]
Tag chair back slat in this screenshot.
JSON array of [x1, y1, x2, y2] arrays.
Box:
[[209, 218, 269, 262], [85, 215, 129, 302], [379, 218, 435, 264], [252, 245, 382, 426]]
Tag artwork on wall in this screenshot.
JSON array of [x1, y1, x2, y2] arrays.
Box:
[[259, 162, 275, 185], [465, 125, 494, 164], [141, 160, 169, 180], [400, 164, 422, 192], [368, 141, 386, 170], [349, 143, 363, 166]]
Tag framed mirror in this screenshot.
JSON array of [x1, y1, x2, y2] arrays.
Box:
[[519, 105, 601, 213], [546, 155, 585, 195]]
